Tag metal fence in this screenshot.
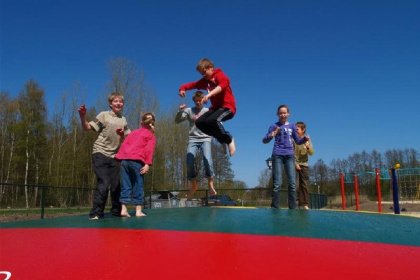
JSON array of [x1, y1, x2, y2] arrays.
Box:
[[0, 183, 328, 220]]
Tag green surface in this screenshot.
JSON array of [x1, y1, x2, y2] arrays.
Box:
[[1, 207, 419, 246]]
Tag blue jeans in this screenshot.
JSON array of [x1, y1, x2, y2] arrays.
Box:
[[120, 160, 145, 205], [187, 141, 214, 180], [272, 155, 297, 209]]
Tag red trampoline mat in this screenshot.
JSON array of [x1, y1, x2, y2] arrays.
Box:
[[1, 228, 419, 280]]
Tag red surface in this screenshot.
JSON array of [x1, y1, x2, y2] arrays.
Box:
[[1, 228, 420, 279]]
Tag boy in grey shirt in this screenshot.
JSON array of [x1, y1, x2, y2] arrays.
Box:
[[175, 91, 216, 197]]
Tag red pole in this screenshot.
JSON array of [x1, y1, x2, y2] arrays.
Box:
[[340, 173, 346, 210], [375, 168, 382, 213], [354, 173, 360, 211]]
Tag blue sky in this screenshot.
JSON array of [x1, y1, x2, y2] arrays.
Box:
[[1, 0, 419, 188]]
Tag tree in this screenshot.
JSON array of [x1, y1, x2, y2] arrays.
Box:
[[15, 80, 47, 208]]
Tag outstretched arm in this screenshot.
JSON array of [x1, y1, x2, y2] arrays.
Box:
[[78, 105, 92, 131]]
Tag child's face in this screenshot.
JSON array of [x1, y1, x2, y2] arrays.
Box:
[[193, 97, 204, 108], [296, 126, 305, 137], [277, 107, 290, 121], [109, 97, 124, 114], [199, 67, 214, 80]]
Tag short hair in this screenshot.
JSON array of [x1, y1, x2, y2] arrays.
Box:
[[277, 104, 289, 113], [108, 92, 124, 104], [192, 91, 205, 101], [196, 58, 214, 72], [296, 121, 306, 131]]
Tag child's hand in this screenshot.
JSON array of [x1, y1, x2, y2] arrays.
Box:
[[140, 164, 150, 174], [179, 104, 187, 110], [78, 104, 86, 117], [305, 135, 310, 141], [296, 165, 301, 171], [271, 126, 280, 137], [116, 127, 124, 136], [179, 90, 186, 98]]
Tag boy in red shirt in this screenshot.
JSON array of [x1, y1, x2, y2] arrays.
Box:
[[179, 58, 237, 156]]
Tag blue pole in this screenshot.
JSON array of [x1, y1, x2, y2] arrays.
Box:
[[391, 168, 400, 214]]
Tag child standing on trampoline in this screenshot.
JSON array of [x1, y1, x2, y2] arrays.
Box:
[[78, 93, 131, 220], [115, 113, 156, 217], [294, 121, 314, 210], [175, 91, 216, 197], [262, 105, 310, 209], [179, 58, 237, 156]]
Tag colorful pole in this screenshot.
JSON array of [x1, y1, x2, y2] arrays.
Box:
[[391, 168, 400, 214], [375, 168, 382, 213], [354, 173, 359, 211], [340, 173, 346, 210]]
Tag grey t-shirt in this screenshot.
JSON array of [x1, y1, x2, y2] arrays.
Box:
[[175, 107, 211, 142]]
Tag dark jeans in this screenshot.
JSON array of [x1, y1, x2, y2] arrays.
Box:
[[195, 108, 234, 144], [296, 165, 309, 207], [90, 153, 121, 218]]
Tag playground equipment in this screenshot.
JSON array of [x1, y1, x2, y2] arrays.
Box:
[[340, 167, 420, 214]]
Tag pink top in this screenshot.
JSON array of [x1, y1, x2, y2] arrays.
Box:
[[115, 127, 156, 165]]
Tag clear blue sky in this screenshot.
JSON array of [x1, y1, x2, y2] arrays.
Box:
[[1, 0, 419, 188]]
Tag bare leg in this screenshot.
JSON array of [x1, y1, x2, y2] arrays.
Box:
[[136, 205, 146, 217], [228, 138, 236, 156], [186, 179, 199, 198], [121, 204, 131, 217], [208, 178, 217, 195]]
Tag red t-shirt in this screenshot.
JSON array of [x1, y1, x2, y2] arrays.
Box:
[[179, 68, 236, 115]]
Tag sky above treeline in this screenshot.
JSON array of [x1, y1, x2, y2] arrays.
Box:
[[1, 0, 419, 187]]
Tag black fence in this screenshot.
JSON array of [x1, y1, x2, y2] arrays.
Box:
[[0, 183, 329, 220]]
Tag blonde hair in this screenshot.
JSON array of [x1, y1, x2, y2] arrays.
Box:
[[196, 58, 214, 72], [141, 112, 155, 133], [108, 92, 124, 104]]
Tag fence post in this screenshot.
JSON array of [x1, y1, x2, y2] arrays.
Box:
[[340, 173, 346, 210], [375, 168, 382, 212], [354, 173, 359, 211], [391, 168, 400, 214], [149, 190, 153, 209], [40, 184, 45, 219]]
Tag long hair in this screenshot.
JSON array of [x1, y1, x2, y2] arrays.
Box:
[[141, 112, 155, 133]]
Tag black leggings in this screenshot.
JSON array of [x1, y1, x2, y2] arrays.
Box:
[[195, 108, 234, 144]]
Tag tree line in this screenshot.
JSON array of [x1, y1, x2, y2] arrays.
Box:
[[257, 148, 419, 199], [0, 57, 239, 208]]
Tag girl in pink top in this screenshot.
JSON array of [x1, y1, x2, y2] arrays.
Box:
[[116, 113, 156, 217]]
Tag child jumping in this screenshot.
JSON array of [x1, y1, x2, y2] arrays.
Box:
[[262, 105, 310, 209], [179, 58, 237, 156], [115, 113, 156, 217], [175, 91, 216, 197]]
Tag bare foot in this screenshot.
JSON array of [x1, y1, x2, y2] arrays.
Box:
[[121, 204, 131, 217], [136, 212, 147, 217], [303, 206, 309, 210], [185, 186, 198, 198], [209, 187, 217, 196], [228, 138, 236, 156], [121, 211, 131, 217], [222, 143, 227, 154]]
